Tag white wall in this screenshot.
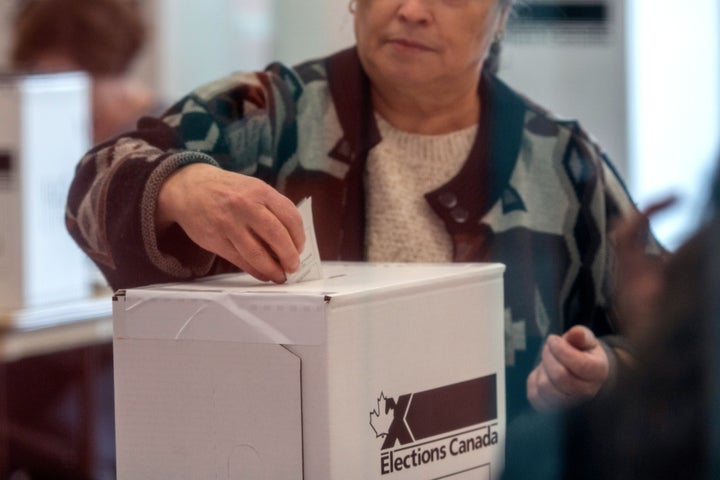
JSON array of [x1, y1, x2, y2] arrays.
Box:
[[628, 0, 720, 248], [499, 0, 629, 177], [272, 0, 354, 65], [148, 0, 354, 104], [151, 0, 275, 101]]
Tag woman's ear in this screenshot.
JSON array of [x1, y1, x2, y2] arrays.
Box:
[[497, 5, 512, 35]]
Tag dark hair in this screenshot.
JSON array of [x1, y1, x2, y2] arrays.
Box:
[[11, 0, 146, 76]]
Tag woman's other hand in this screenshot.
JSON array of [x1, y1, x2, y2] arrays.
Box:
[[526, 326, 609, 412], [156, 163, 306, 283]]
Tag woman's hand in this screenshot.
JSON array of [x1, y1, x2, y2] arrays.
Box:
[[526, 326, 609, 412], [156, 163, 306, 283]]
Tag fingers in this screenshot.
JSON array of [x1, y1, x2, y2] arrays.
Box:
[[162, 166, 307, 284], [562, 325, 597, 351], [217, 238, 272, 283], [527, 368, 550, 411], [527, 359, 574, 412], [551, 330, 608, 381], [245, 195, 305, 274], [527, 332, 609, 412], [611, 198, 676, 334], [221, 202, 302, 284], [613, 196, 677, 251], [264, 193, 306, 253], [643, 196, 678, 217]]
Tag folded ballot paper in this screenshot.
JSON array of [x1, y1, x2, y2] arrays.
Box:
[[285, 197, 323, 283]]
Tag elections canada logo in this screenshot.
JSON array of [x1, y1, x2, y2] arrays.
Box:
[[369, 375, 499, 476]]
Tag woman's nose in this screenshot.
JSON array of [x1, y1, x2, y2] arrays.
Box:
[[396, 0, 433, 24]]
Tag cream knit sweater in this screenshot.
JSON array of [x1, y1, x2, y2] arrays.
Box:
[[365, 115, 478, 262]]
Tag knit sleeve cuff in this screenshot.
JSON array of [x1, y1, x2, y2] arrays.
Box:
[[140, 151, 221, 278]]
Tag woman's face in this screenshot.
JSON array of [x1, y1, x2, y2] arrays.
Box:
[[354, 0, 509, 91]]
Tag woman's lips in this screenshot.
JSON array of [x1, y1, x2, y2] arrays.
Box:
[[387, 37, 433, 52]]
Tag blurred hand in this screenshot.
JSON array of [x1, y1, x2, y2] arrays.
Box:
[[155, 163, 305, 283], [527, 325, 609, 412], [611, 197, 676, 338]]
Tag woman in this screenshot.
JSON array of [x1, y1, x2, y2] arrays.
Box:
[[66, 0, 661, 425]]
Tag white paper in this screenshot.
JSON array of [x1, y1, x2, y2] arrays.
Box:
[[285, 197, 323, 283]]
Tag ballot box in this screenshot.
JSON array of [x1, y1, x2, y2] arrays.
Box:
[[112, 262, 506, 479], [0, 72, 91, 311]]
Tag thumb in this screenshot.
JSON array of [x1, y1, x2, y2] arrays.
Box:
[[563, 326, 597, 351]]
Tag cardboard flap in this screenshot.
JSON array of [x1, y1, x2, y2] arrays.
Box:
[[114, 290, 327, 345]]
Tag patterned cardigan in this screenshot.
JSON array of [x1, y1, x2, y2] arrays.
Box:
[[66, 47, 659, 420]]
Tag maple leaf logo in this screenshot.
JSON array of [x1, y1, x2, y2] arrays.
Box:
[[370, 392, 395, 438]]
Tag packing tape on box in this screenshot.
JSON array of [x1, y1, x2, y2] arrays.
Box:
[[115, 289, 327, 345]]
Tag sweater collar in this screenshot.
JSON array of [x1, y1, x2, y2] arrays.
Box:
[[425, 72, 527, 233], [326, 47, 525, 201], [325, 46, 527, 245]]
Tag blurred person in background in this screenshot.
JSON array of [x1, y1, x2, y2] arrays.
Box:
[[10, 0, 161, 144], [505, 163, 720, 479], [563, 163, 720, 479]]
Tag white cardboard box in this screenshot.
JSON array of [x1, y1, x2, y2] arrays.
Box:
[[0, 72, 92, 311], [113, 262, 506, 479]]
